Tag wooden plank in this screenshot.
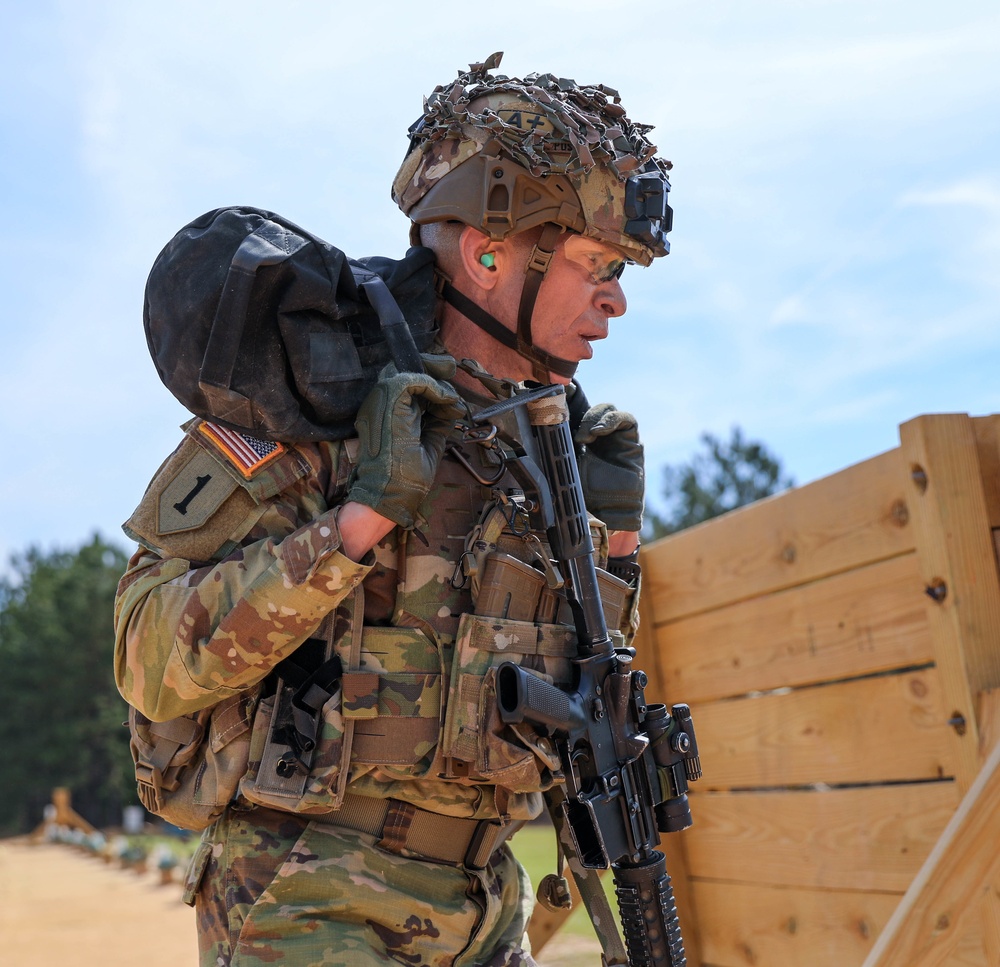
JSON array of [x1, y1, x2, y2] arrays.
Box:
[[861, 733, 1000, 967], [683, 783, 959, 892], [972, 416, 1000, 528], [654, 553, 933, 703], [899, 415, 1000, 793], [696, 668, 960, 789], [952, 929, 991, 967], [641, 447, 914, 623], [975, 688, 1000, 967], [977, 687, 1000, 758], [634, 557, 673, 714], [692, 879, 900, 967]]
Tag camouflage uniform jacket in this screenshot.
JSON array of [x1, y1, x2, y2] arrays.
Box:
[[114, 388, 636, 826]]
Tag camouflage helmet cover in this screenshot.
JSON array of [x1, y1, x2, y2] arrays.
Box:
[[392, 52, 672, 266]]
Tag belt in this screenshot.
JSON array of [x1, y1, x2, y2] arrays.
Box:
[[313, 794, 522, 870]]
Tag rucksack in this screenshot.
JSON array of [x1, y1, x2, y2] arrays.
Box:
[[144, 205, 438, 441]]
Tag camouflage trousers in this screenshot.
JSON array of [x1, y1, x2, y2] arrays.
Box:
[[190, 807, 538, 967]]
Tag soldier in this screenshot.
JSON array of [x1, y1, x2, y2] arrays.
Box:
[[115, 53, 671, 967]]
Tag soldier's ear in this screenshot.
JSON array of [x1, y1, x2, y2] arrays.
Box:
[[459, 226, 502, 291]]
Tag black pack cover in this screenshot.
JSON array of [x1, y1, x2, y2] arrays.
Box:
[[144, 207, 438, 441]]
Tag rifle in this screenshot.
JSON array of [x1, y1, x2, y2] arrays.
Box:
[[471, 383, 701, 967]]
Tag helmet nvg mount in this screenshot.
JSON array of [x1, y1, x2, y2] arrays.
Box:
[[392, 51, 673, 382]]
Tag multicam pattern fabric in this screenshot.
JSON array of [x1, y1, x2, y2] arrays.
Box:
[[115, 431, 369, 721], [440, 612, 575, 793], [115, 381, 639, 964], [192, 810, 536, 967]]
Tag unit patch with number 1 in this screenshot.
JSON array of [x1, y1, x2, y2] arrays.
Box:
[[123, 422, 294, 563]]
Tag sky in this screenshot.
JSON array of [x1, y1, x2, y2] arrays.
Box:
[[1, 0, 998, 569]]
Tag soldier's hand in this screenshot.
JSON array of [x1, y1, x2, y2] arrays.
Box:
[[571, 390, 644, 534], [348, 364, 464, 528]]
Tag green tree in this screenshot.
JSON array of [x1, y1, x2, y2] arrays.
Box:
[[0, 535, 133, 834], [646, 427, 794, 538]]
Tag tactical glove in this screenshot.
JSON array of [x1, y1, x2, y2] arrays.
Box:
[[419, 352, 458, 381], [348, 364, 464, 528], [570, 387, 645, 533]]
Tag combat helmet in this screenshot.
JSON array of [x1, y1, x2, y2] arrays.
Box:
[[393, 51, 673, 382]]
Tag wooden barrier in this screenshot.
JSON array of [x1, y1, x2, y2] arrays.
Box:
[[528, 413, 1000, 966]]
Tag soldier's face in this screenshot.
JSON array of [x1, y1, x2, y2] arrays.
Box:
[[490, 234, 629, 383]]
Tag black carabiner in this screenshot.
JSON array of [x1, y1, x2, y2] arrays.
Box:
[[447, 444, 507, 486]]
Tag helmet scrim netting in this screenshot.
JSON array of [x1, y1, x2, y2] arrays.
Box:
[[393, 52, 672, 266]]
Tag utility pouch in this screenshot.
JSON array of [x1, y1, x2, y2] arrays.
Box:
[[240, 583, 444, 809], [128, 685, 259, 832], [241, 643, 343, 806], [440, 611, 576, 792], [239, 591, 360, 814]]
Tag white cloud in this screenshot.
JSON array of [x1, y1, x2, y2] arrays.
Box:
[[769, 295, 810, 327], [897, 176, 1000, 294], [899, 177, 1000, 214]]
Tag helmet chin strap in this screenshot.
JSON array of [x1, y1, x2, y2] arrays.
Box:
[[439, 222, 576, 383], [516, 223, 565, 383]]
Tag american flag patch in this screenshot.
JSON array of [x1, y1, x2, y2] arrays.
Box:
[[198, 422, 286, 479]]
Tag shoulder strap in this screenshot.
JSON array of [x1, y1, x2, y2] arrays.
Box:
[[353, 270, 424, 376]]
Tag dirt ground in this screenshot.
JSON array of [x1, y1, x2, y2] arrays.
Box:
[[0, 839, 600, 966]]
